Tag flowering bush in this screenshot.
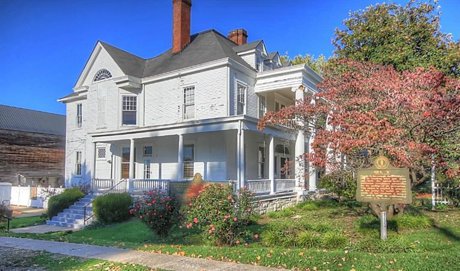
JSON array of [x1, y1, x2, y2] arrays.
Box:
[[130, 190, 179, 236], [185, 183, 254, 246]]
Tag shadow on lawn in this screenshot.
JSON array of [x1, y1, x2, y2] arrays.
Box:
[[433, 225, 460, 242]]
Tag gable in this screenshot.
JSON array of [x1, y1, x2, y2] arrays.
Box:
[[74, 42, 126, 89]]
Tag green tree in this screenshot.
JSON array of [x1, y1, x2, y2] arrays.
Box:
[[334, 0, 460, 76], [280, 54, 328, 75]]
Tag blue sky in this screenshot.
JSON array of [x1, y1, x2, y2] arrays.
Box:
[[0, 0, 459, 115]]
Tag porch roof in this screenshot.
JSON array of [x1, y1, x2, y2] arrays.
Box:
[[90, 116, 296, 143]]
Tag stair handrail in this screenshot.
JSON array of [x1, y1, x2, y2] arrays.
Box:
[[83, 179, 128, 225]]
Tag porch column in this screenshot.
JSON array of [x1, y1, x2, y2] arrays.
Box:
[[177, 134, 184, 181], [308, 97, 318, 192], [293, 85, 306, 192], [308, 131, 317, 191], [237, 121, 246, 190], [240, 127, 246, 190], [269, 135, 275, 194], [92, 141, 97, 190], [129, 139, 135, 179]]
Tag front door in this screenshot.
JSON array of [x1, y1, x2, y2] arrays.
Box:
[[121, 147, 135, 179]]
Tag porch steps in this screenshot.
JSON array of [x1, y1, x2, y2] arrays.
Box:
[[46, 194, 96, 230]]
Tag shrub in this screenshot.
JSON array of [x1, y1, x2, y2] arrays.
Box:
[[0, 202, 12, 224], [130, 190, 179, 236], [183, 173, 206, 203], [185, 184, 254, 246], [93, 193, 132, 224], [47, 188, 84, 218], [319, 170, 356, 202]]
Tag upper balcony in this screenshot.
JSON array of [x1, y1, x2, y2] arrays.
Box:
[[255, 64, 322, 95]]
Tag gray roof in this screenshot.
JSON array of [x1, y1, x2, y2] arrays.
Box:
[[0, 105, 66, 136], [100, 42, 145, 78], [98, 29, 256, 79], [267, 52, 279, 60], [233, 40, 263, 53]]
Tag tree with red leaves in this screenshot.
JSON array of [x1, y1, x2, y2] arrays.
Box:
[[259, 59, 460, 190]]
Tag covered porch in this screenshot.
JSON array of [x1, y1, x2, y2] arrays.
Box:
[[88, 116, 309, 195]]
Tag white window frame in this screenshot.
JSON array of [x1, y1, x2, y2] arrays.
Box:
[[96, 147, 106, 160], [75, 151, 82, 176], [183, 86, 195, 120], [258, 95, 266, 118], [236, 80, 247, 115], [76, 103, 82, 128], [121, 95, 137, 126]]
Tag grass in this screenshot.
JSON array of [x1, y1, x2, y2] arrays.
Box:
[[2, 201, 459, 270], [4, 249, 161, 271], [0, 215, 46, 230]]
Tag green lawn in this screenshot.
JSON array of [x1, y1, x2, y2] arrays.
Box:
[[2, 201, 459, 270], [3, 249, 161, 271], [0, 215, 46, 230]]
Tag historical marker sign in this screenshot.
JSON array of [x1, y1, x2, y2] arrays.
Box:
[[357, 155, 412, 204], [357, 155, 412, 240]]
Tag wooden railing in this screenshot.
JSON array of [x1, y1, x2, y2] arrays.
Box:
[[130, 179, 170, 194], [245, 179, 296, 195], [247, 179, 271, 194], [91, 179, 127, 194], [275, 179, 296, 192]]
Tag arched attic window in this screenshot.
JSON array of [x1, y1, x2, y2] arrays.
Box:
[[93, 69, 112, 82]]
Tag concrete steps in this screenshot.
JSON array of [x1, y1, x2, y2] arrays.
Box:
[[46, 194, 96, 230]]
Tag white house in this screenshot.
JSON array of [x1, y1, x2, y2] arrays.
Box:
[[58, 0, 322, 195]]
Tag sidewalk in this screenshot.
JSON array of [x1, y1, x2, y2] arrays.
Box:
[[0, 237, 287, 271]]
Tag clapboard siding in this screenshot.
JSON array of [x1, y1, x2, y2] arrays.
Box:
[[0, 129, 65, 186]]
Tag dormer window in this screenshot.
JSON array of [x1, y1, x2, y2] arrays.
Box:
[[93, 69, 112, 82]]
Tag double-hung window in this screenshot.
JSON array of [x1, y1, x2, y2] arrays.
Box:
[[76, 151, 82, 176], [183, 86, 195, 120], [236, 82, 247, 115], [258, 95, 266, 118], [122, 96, 137, 125], [76, 104, 82, 128]]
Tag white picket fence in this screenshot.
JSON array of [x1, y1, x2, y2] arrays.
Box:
[[433, 182, 460, 206], [0, 182, 64, 208]]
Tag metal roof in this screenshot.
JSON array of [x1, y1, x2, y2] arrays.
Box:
[[0, 105, 66, 136]]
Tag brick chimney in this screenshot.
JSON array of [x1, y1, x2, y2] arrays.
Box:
[[172, 0, 192, 53], [228, 29, 248, 46]]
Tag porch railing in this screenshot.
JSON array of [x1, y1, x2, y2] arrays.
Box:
[[92, 179, 127, 194], [275, 179, 296, 192], [235, 179, 296, 195], [130, 179, 170, 194], [247, 179, 271, 194]]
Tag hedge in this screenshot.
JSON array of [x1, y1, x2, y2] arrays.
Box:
[[93, 193, 132, 224], [47, 188, 84, 218]]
